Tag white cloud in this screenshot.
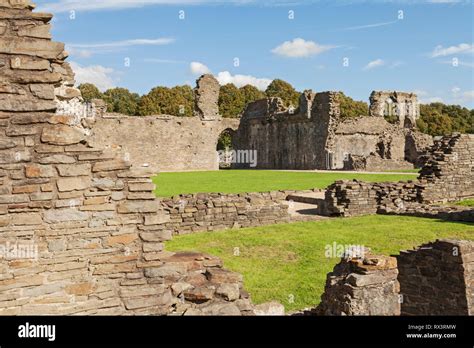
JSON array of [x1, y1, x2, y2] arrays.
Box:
[[431, 43, 474, 57], [216, 71, 272, 91], [363, 59, 385, 70], [271, 38, 334, 58], [190, 62, 211, 75], [66, 38, 174, 57], [70, 62, 116, 91]]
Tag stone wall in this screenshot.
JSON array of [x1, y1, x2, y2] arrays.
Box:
[[90, 114, 239, 172], [369, 91, 419, 128], [236, 91, 431, 171], [235, 92, 337, 170], [160, 191, 291, 235], [418, 133, 474, 203], [314, 239, 474, 316], [397, 239, 474, 315], [315, 252, 401, 316], [320, 134, 474, 217], [0, 0, 269, 316]]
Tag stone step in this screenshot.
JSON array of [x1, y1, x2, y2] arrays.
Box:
[[287, 191, 325, 205]]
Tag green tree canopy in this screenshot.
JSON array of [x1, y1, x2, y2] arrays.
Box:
[[337, 92, 369, 119], [103, 88, 140, 116], [218, 84, 246, 118], [78, 83, 102, 103], [240, 84, 266, 106], [138, 85, 194, 116], [265, 79, 300, 108]]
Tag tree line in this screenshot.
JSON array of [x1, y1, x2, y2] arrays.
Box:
[[78, 81, 473, 136]]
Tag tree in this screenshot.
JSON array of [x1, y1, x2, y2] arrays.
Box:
[[218, 84, 245, 118], [418, 103, 473, 136], [240, 84, 265, 106], [265, 79, 300, 108], [78, 83, 102, 103], [138, 85, 194, 116], [337, 92, 369, 119], [103, 88, 140, 115]]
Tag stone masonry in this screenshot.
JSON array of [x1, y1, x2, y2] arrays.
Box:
[[315, 252, 401, 316], [319, 134, 474, 218], [397, 239, 474, 315], [0, 0, 279, 316], [236, 90, 431, 171], [313, 239, 474, 316]]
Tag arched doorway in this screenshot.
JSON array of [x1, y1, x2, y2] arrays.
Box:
[[216, 128, 236, 169]]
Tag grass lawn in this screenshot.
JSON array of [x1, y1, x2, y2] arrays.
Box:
[[455, 199, 474, 207], [165, 215, 474, 312], [153, 170, 417, 197]]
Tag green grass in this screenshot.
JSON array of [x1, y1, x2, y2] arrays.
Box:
[[153, 170, 417, 197], [165, 215, 474, 312], [455, 199, 474, 207]]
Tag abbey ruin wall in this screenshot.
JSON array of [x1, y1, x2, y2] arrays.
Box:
[[236, 90, 432, 171], [320, 134, 474, 218], [90, 114, 239, 172]]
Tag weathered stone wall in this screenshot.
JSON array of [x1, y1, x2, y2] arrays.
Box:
[[418, 134, 474, 203], [320, 134, 474, 217], [237, 91, 431, 171], [0, 1, 268, 316], [313, 239, 474, 316], [397, 239, 474, 315], [90, 114, 239, 172], [236, 92, 338, 170], [160, 191, 291, 235], [369, 91, 419, 128], [315, 252, 401, 316]]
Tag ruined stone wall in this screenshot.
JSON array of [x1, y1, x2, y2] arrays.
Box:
[[315, 253, 401, 316], [314, 239, 474, 316], [237, 91, 431, 171], [160, 191, 291, 235], [236, 92, 338, 170], [418, 134, 474, 203], [90, 114, 240, 172], [0, 1, 264, 316], [320, 134, 473, 217], [369, 91, 419, 128], [397, 240, 474, 315]]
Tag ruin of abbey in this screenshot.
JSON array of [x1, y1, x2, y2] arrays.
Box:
[[0, 0, 473, 317]]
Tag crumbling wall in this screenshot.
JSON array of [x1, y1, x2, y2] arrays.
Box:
[[320, 134, 473, 217], [237, 91, 431, 171], [315, 252, 401, 316], [397, 239, 474, 315], [369, 91, 419, 128], [0, 0, 265, 316], [236, 92, 338, 170], [90, 114, 239, 172], [160, 191, 291, 235], [418, 134, 474, 203], [314, 239, 474, 316]]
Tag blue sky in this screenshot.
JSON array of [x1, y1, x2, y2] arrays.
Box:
[[34, 0, 473, 107]]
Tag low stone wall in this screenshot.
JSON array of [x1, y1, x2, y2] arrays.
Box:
[[315, 253, 401, 316], [397, 239, 474, 315], [310, 239, 474, 316], [160, 191, 292, 235]]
